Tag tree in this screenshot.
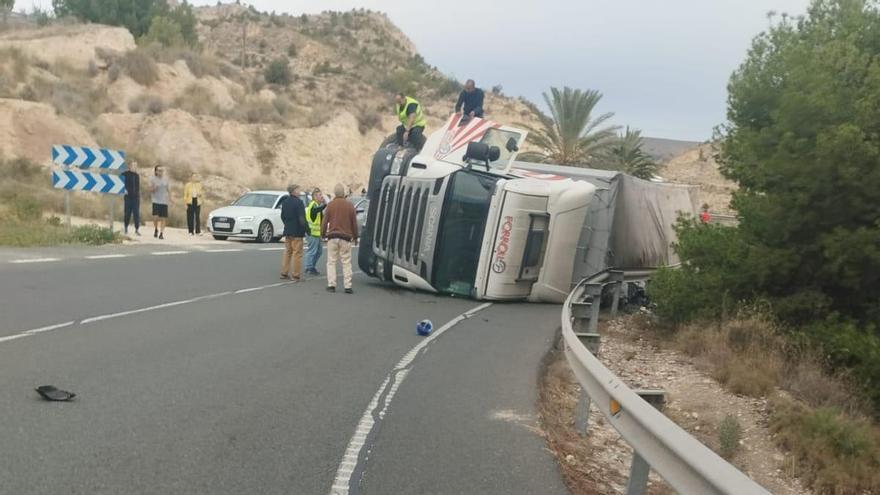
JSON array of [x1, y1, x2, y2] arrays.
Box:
[[604, 127, 657, 179], [518, 87, 619, 166], [1, 0, 14, 24], [721, 0, 880, 322], [264, 57, 291, 86], [52, 0, 168, 38], [142, 16, 184, 47]]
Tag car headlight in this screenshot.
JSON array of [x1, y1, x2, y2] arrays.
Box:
[[238, 216, 255, 222]]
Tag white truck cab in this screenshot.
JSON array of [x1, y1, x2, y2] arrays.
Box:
[[358, 114, 694, 303]]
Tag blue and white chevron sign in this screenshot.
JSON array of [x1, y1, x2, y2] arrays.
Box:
[[52, 169, 127, 195], [51, 145, 126, 170]]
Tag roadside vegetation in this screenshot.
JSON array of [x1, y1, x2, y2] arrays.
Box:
[[646, 1, 880, 492]]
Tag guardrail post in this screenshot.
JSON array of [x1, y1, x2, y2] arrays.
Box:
[[609, 270, 624, 317], [570, 300, 591, 334], [583, 283, 603, 334], [575, 387, 591, 436], [626, 390, 667, 495]]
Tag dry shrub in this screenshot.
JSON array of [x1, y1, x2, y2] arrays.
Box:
[[128, 93, 166, 114], [117, 49, 159, 86], [307, 106, 333, 127], [770, 394, 880, 494], [356, 107, 382, 135], [676, 317, 783, 398], [174, 83, 219, 116], [0, 47, 30, 82], [234, 98, 281, 124]]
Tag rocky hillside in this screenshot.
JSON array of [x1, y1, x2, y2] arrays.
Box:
[[0, 4, 539, 206], [659, 144, 738, 214]]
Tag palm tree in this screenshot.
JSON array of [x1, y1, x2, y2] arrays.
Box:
[[518, 87, 619, 166], [604, 127, 657, 180]]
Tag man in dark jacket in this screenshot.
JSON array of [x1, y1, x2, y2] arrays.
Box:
[[280, 184, 307, 281], [121, 160, 141, 236], [454, 79, 485, 123]]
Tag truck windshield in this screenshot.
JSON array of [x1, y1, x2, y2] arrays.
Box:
[[432, 171, 498, 296]]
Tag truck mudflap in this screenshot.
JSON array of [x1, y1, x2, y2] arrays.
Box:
[[358, 144, 419, 278]]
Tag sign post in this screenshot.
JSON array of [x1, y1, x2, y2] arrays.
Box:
[[51, 145, 127, 231]]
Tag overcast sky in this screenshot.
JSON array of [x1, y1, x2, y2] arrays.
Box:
[[16, 0, 813, 140]]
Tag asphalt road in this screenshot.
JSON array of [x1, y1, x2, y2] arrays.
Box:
[[0, 245, 567, 494]]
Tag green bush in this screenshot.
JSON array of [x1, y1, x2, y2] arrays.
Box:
[[10, 195, 42, 221], [69, 224, 119, 245], [718, 415, 741, 460], [264, 57, 291, 86]]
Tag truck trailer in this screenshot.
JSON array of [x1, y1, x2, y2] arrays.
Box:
[[358, 115, 698, 303]]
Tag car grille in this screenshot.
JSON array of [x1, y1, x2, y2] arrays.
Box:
[[212, 217, 236, 232], [373, 178, 432, 271]]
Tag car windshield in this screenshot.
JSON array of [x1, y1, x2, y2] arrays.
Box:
[[233, 193, 278, 208], [432, 171, 498, 296]]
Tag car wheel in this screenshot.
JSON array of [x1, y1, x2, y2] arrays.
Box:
[[213, 235, 228, 241], [257, 220, 274, 243]]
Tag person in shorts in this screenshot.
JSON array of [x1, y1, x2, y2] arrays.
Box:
[[149, 165, 171, 239]]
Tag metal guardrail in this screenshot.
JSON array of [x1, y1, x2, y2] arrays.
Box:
[[562, 270, 770, 495]]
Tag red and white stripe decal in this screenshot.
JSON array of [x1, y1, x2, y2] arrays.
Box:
[[510, 168, 568, 181], [434, 115, 500, 161]]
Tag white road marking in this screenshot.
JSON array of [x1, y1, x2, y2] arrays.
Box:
[[9, 258, 60, 264], [151, 250, 189, 256], [23, 321, 75, 335], [205, 249, 243, 253], [328, 302, 493, 495], [0, 334, 28, 343], [85, 254, 129, 260], [80, 291, 233, 325], [259, 247, 285, 251]]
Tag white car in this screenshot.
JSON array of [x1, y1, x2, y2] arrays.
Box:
[[208, 190, 290, 243]]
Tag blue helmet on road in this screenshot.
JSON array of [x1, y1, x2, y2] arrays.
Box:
[[416, 319, 433, 336]]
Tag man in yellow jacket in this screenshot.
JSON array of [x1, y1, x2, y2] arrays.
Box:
[[304, 188, 327, 275], [395, 93, 427, 150], [183, 173, 204, 235]]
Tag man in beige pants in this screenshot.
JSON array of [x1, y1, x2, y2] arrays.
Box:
[[322, 184, 358, 294]]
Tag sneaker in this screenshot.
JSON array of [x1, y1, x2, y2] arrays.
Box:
[[344, 288, 353, 294], [291, 276, 301, 283], [280, 274, 289, 280], [159, 233, 164, 240], [326, 286, 336, 293]]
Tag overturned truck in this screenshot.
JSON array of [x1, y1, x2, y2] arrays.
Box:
[[358, 115, 697, 303]]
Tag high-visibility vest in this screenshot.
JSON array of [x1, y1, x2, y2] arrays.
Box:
[[305, 200, 322, 237], [396, 96, 427, 129]]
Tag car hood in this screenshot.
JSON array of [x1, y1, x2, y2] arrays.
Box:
[[209, 206, 271, 218]]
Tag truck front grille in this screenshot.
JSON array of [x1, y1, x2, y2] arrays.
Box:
[[374, 178, 432, 270]]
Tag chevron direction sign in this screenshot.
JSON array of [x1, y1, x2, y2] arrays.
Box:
[[51, 145, 126, 170], [52, 169, 126, 195]]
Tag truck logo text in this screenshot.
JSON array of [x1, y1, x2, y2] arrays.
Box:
[[492, 216, 514, 273]]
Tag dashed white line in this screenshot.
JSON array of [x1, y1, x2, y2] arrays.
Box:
[[9, 258, 60, 264], [328, 302, 492, 495], [85, 254, 129, 260], [151, 251, 189, 256], [205, 249, 243, 253], [259, 247, 285, 251], [80, 291, 233, 325]]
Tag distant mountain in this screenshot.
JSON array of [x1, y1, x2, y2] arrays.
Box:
[[641, 137, 701, 162]]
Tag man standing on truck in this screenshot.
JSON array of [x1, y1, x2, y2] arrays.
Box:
[[304, 188, 327, 276], [454, 79, 485, 123], [323, 184, 358, 294], [394, 93, 427, 150]]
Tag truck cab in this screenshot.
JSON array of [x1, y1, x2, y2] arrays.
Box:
[[358, 114, 596, 303]]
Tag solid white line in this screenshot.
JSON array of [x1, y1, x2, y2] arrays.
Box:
[[259, 247, 285, 251], [151, 250, 189, 256], [205, 249, 242, 253], [235, 287, 263, 294], [23, 321, 75, 335], [0, 334, 29, 343], [85, 254, 129, 260], [9, 258, 60, 264], [328, 302, 492, 495]]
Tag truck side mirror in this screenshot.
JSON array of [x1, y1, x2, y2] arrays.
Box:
[[464, 141, 491, 162], [506, 137, 519, 153], [488, 146, 501, 162]]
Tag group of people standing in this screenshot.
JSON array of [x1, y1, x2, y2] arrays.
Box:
[[279, 183, 358, 294], [119, 162, 205, 239]]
